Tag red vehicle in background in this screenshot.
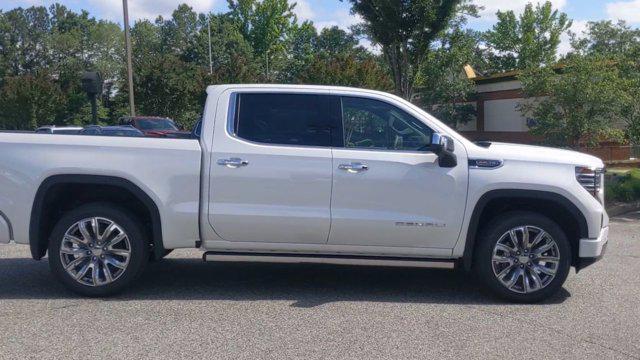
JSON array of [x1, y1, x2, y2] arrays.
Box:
[[119, 116, 190, 138]]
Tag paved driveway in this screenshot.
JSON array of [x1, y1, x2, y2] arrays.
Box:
[[0, 213, 639, 360]]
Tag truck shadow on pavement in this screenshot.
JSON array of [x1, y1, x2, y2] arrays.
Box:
[[0, 256, 571, 306]]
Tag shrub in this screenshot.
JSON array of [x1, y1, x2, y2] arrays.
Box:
[[606, 169, 640, 202]]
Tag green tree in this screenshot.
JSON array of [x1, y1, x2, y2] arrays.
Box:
[[282, 21, 318, 82], [415, 28, 480, 128], [48, 4, 122, 124], [316, 26, 362, 58], [0, 71, 63, 129], [121, 6, 261, 127], [519, 55, 629, 147], [196, 14, 261, 83], [297, 53, 393, 90], [570, 20, 640, 58], [131, 54, 206, 129], [0, 6, 50, 76], [160, 4, 200, 60], [484, 1, 571, 72], [284, 24, 373, 84], [228, 0, 296, 80], [568, 21, 640, 145], [0, 5, 123, 129], [344, 0, 474, 100], [122, 7, 206, 128]]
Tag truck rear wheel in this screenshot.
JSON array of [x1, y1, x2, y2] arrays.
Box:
[[47, 203, 149, 297], [474, 211, 571, 303]]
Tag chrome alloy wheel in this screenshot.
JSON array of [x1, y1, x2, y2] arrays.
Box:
[[491, 226, 560, 294], [59, 217, 131, 287]]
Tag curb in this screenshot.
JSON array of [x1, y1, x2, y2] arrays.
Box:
[[607, 201, 640, 217]]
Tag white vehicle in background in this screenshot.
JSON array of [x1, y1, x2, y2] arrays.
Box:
[[0, 85, 608, 302], [34, 125, 83, 134]]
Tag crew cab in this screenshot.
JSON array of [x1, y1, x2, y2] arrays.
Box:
[[0, 85, 608, 302]]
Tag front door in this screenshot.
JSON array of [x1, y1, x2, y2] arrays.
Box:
[[208, 92, 338, 244], [328, 96, 468, 249]]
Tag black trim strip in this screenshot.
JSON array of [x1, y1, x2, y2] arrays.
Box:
[[203, 251, 454, 263], [462, 189, 589, 271], [30, 175, 165, 260]]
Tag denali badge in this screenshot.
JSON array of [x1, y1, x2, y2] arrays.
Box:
[[395, 221, 446, 228]]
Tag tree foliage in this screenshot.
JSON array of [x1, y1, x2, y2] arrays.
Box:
[[0, 71, 63, 130], [343, 0, 475, 100], [484, 1, 570, 72], [0, 5, 121, 128], [228, 0, 296, 80], [520, 19, 640, 147], [1, 0, 639, 149], [0, 2, 393, 130], [415, 28, 481, 129], [519, 55, 629, 147]]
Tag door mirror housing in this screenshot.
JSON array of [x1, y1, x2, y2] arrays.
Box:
[[431, 133, 457, 168]]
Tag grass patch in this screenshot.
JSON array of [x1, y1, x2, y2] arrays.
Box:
[[606, 169, 640, 203]]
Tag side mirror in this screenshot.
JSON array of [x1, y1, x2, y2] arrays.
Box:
[[431, 133, 457, 168]]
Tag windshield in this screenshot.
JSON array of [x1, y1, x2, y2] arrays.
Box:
[[136, 118, 178, 131]]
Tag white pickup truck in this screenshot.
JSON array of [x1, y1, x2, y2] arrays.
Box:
[[0, 85, 608, 302]]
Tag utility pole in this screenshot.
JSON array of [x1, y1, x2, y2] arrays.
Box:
[[207, 14, 213, 75], [123, 0, 135, 116]]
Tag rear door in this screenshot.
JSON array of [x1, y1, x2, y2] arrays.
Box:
[[208, 91, 340, 244], [328, 96, 468, 250]]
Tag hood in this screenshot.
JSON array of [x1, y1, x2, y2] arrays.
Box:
[[472, 142, 604, 168]]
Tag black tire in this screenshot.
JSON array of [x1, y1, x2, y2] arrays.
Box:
[[48, 203, 149, 297], [474, 211, 571, 303]]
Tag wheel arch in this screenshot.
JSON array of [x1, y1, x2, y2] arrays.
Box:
[[462, 189, 589, 271], [29, 174, 165, 261]]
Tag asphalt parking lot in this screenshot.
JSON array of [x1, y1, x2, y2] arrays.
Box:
[[0, 213, 639, 360]]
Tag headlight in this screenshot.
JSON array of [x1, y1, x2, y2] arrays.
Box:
[[575, 166, 605, 204]]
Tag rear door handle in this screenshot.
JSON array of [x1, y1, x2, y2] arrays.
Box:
[[338, 162, 369, 173], [217, 157, 249, 168]]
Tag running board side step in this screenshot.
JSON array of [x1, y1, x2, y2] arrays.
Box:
[[203, 251, 455, 269]]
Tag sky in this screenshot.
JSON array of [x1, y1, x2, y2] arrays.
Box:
[[2, 0, 639, 54]]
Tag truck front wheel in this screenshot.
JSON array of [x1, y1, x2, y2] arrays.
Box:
[[47, 203, 149, 296], [475, 211, 572, 303]]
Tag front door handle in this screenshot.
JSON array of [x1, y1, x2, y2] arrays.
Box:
[[338, 162, 369, 173], [217, 157, 249, 168]]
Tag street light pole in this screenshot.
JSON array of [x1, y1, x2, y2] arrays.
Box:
[[207, 14, 212, 75], [123, 0, 135, 116]]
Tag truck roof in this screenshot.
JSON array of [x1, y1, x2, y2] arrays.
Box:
[[206, 84, 394, 98]]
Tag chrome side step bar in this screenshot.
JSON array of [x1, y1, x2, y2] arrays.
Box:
[[203, 252, 455, 269]]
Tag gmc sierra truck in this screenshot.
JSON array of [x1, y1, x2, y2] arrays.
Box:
[[0, 85, 608, 302]]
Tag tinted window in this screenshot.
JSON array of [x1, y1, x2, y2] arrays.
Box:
[[53, 129, 80, 134], [81, 129, 99, 135], [235, 93, 335, 147], [102, 129, 141, 137], [192, 119, 202, 138], [136, 118, 178, 131], [341, 97, 433, 151]]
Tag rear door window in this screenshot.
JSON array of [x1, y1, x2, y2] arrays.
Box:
[[234, 93, 339, 147]]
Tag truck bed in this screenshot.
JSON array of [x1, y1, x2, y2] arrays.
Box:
[[0, 133, 202, 249]]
